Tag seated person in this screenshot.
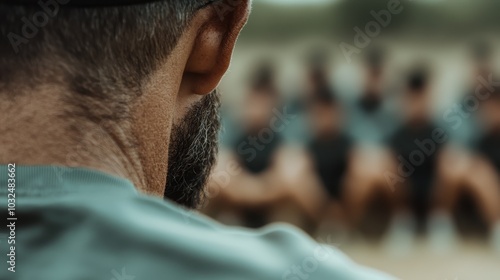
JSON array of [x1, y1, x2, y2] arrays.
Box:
[[435, 85, 500, 251], [307, 89, 352, 201], [474, 98, 500, 248], [340, 47, 399, 236], [303, 87, 354, 230], [284, 47, 332, 145], [446, 40, 495, 147], [387, 65, 444, 230], [203, 62, 286, 227], [346, 46, 398, 147], [429, 41, 498, 251], [206, 62, 334, 234]]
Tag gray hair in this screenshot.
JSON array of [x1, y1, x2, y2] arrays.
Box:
[[0, 1, 209, 119]]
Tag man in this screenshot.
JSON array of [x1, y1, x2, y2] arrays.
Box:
[[430, 41, 500, 252], [205, 62, 326, 234], [0, 1, 395, 279], [388, 65, 443, 231], [346, 46, 397, 146], [304, 87, 353, 232], [446, 40, 494, 147], [436, 84, 500, 252], [204, 62, 290, 228], [342, 47, 398, 237]]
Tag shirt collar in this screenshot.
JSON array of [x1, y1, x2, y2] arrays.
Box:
[[0, 165, 137, 196]]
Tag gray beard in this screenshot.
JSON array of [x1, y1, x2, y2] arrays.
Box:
[[164, 91, 221, 209]]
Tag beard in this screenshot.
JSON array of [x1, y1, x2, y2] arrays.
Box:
[[164, 91, 221, 209]]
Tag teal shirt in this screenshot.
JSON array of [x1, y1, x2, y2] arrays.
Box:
[[0, 166, 395, 280]]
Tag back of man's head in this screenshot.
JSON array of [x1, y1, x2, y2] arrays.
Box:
[[1, 1, 207, 119], [0, 0, 251, 204]]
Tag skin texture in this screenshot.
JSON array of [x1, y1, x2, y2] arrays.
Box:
[[0, 1, 250, 197]]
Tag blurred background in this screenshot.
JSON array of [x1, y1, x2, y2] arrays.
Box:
[[202, 0, 500, 279]]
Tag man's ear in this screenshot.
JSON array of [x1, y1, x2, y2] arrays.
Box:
[[183, 0, 250, 95]]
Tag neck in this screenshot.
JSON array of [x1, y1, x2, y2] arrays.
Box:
[[0, 89, 147, 193]]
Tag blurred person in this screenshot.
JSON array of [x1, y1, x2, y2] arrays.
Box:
[[283, 47, 332, 145], [341, 46, 399, 237], [431, 41, 500, 252], [203, 62, 287, 228], [446, 40, 495, 147], [346, 46, 398, 146], [435, 85, 500, 252], [0, 1, 396, 279], [205, 62, 327, 234], [303, 87, 354, 232], [278, 49, 354, 234], [474, 88, 500, 251], [384, 64, 448, 253]]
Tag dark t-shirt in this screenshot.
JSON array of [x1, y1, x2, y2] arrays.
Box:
[[388, 122, 442, 199], [233, 133, 282, 174], [308, 133, 352, 200], [475, 131, 500, 172]]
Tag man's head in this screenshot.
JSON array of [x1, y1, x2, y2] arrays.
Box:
[[242, 61, 279, 133], [0, 0, 250, 208], [359, 46, 386, 113], [306, 87, 341, 139], [364, 46, 385, 82], [401, 64, 432, 125], [304, 47, 330, 94]]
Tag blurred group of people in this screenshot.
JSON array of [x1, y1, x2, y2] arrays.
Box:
[[203, 42, 500, 253]]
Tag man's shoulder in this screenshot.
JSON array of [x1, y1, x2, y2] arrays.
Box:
[[89, 194, 396, 279], [17, 190, 395, 280]]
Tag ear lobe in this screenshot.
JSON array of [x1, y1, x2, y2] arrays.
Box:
[[183, 0, 250, 95]]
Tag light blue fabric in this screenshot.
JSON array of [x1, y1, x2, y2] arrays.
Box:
[[345, 98, 399, 147], [0, 165, 396, 280]]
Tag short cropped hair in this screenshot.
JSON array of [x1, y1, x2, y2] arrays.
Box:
[[0, 0, 209, 120]]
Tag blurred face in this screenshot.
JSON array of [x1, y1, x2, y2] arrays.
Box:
[[305, 68, 328, 95], [365, 66, 384, 94], [309, 102, 341, 137], [403, 92, 430, 124], [242, 89, 277, 132]]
